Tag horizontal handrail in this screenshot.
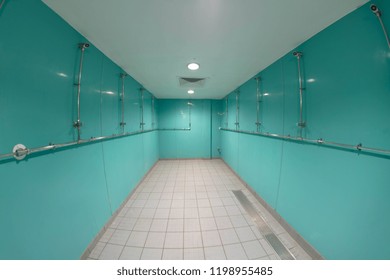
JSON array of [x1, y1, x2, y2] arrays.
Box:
[[0, 129, 157, 162], [219, 127, 390, 156], [158, 128, 191, 131], [0, 127, 193, 162]]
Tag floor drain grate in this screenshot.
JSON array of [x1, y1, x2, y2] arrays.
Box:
[[232, 190, 295, 260]]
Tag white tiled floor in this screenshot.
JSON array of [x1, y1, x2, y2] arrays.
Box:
[[87, 159, 312, 260]]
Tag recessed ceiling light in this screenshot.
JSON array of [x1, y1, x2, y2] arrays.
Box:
[[187, 63, 200, 71], [188, 89, 195, 94]]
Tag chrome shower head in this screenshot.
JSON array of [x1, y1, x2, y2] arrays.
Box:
[[370, 4, 381, 17]]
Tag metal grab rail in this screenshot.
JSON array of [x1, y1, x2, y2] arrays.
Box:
[[0, 127, 194, 162], [0, 129, 157, 161], [219, 127, 390, 156]]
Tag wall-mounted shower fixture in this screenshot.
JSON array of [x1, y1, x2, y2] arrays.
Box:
[[73, 42, 89, 142], [0, 0, 6, 11], [370, 4, 390, 49], [151, 96, 155, 129], [120, 73, 128, 132], [188, 100, 192, 129], [293, 51, 306, 133], [225, 97, 229, 128], [255, 77, 262, 132], [13, 144, 28, 161], [235, 89, 240, 130], [139, 88, 145, 131]]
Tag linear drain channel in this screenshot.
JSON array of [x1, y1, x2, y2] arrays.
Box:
[[232, 190, 295, 260]]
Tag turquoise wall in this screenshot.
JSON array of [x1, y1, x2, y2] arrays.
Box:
[[221, 0, 390, 260], [157, 99, 221, 159], [0, 0, 159, 259]]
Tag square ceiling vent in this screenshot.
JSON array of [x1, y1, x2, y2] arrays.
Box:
[[178, 77, 207, 88]]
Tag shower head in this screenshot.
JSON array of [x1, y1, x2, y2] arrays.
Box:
[[79, 43, 90, 49], [370, 4, 381, 17], [292, 51, 303, 57], [120, 73, 128, 78]]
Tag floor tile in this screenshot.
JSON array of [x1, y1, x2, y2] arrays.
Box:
[[218, 228, 240, 245], [145, 232, 166, 248], [204, 246, 226, 260], [235, 226, 257, 242], [88, 159, 310, 261], [184, 218, 201, 232], [141, 248, 163, 260], [167, 219, 184, 232], [184, 231, 203, 248], [162, 249, 183, 260], [119, 246, 143, 260], [126, 231, 148, 247], [224, 243, 248, 260], [150, 219, 168, 232], [202, 230, 222, 247], [99, 244, 123, 260], [200, 217, 217, 231], [184, 248, 204, 260], [215, 216, 233, 229], [242, 240, 268, 259], [108, 229, 131, 246], [164, 232, 183, 249]]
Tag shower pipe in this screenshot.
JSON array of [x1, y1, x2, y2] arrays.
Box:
[[255, 77, 261, 132], [0, 129, 157, 162], [73, 43, 89, 142], [0, 124, 193, 162], [235, 89, 240, 130], [0, 0, 5, 10], [140, 88, 145, 131], [219, 127, 390, 157], [293, 51, 305, 131], [225, 97, 229, 128], [371, 4, 390, 49], [151, 96, 155, 129], [120, 73, 127, 132], [188, 100, 192, 129]]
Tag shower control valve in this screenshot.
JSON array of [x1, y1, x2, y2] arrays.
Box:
[[73, 120, 83, 128]]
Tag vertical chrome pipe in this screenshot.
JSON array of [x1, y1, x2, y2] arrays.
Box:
[[225, 97, 229, 128], [0, 0, 6, 10], [73, 42, 89, 141], [293, 51, 305, 134], [235, 89, 240, 130], [255, 77, 261, 132], [371, 4, 390, 49], [140, 88, 145, 131], [188, 100, 192, 129], [120, 73, 127, 133], [151, 96, 155, 129]]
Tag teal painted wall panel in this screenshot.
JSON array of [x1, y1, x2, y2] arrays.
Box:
[[0, 145, 111, 259], [158, 99, 213, 159], [211, 100, 222, 158], [0, 0, 158, 259], [277, 143, 390, 260], [220, 1, 390, 259]]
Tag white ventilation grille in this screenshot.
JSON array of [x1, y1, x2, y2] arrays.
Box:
[[178, 77, 207, 88]]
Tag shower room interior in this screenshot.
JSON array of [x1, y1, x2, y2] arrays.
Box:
[[0, 0, 389, 260]]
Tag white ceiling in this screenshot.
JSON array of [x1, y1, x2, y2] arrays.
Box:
[[43, 0, 368, 99]]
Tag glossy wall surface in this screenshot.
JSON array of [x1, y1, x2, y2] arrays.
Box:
[[0, 0, 159, 259], [221, 0, 390, 259], [157, 99, 222, 159]]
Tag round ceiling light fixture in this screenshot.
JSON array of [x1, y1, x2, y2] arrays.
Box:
[[187, 62, 200, 71], [188, 89, 195, 95]]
